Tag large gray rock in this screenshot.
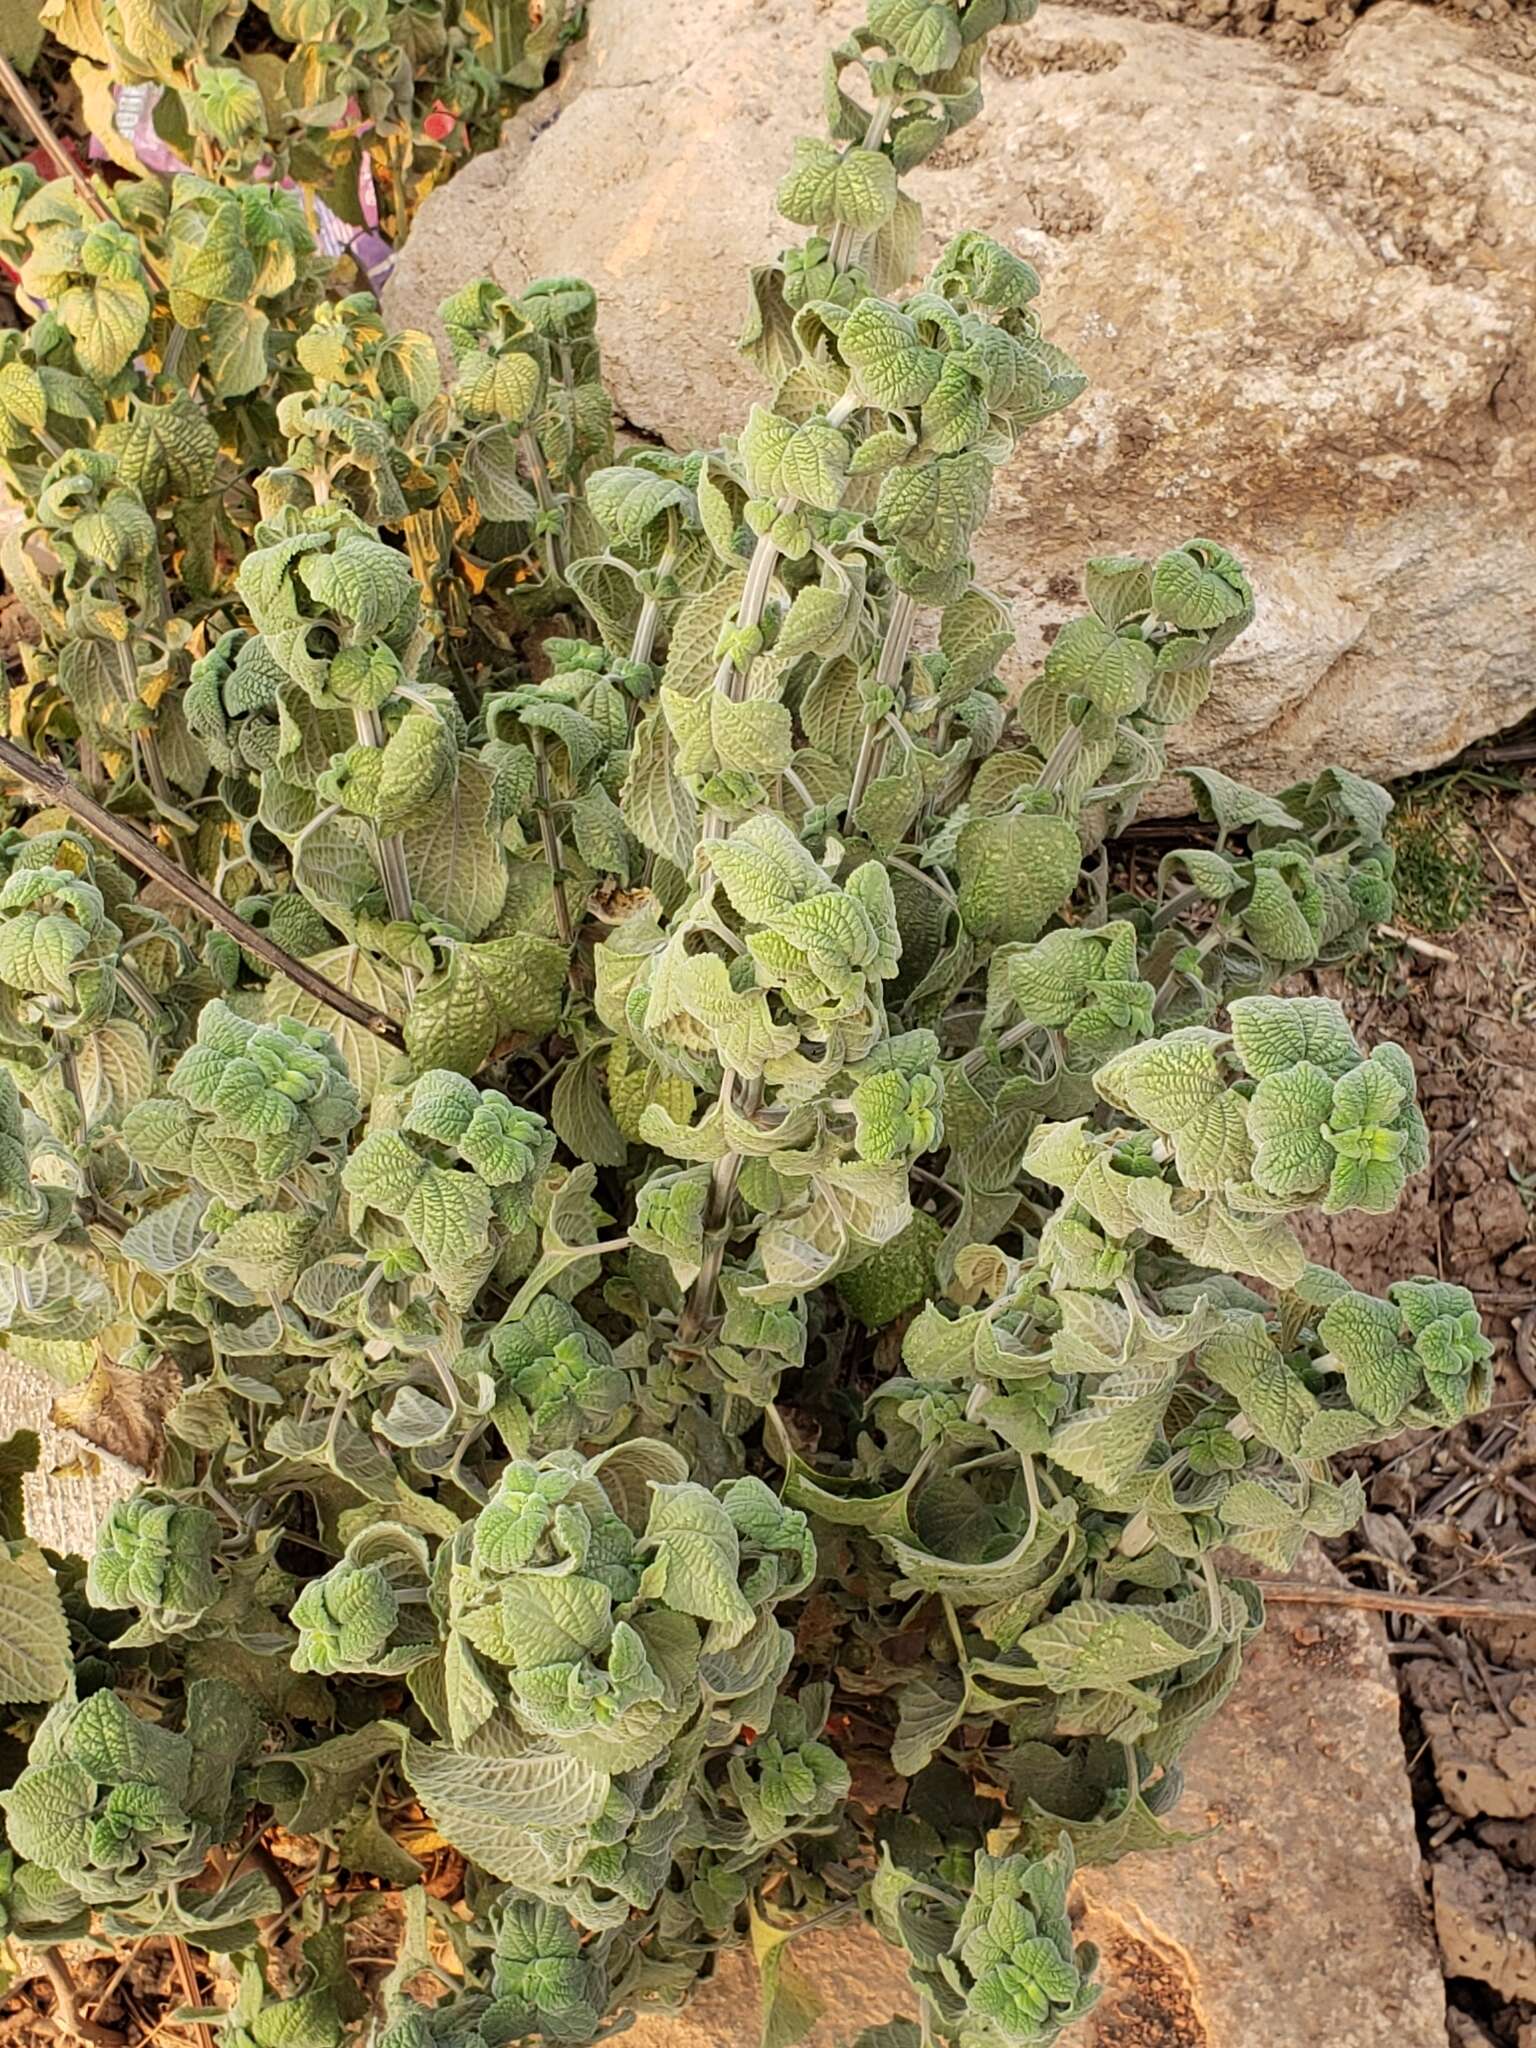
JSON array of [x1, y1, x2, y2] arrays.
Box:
[[387, 0, 1536, 795]]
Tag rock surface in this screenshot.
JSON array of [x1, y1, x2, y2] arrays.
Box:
[[0, 1356, 138, 1554], [1407, 1656, 1536, 1820], [5, 1346, 1443, 2041], [623, 1558, 1445, 2048], [1433, 1840, 1536, 2004], [1053, 0, 1536, 67], [388, 0, 1536, 796], [1075, 1567, 1445, 2047]]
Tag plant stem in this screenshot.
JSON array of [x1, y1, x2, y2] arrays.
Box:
[[1021, 1452, 1042, 1548], [715, 534, 781, 705], [1200, 1551, 1226, 1643], [1151, 922, 1224, 1017], [1034, 723, 1084, 795], [827, 96, 896, 271], [115, 959, 164, 1026], [37, 1948, 124, 2047], [132, 729, 179, 826], [629, 543, 677, 674], [519, 428, 566, 583], [111, 642, 191, 867], [159, 323, 198, 401], [846, 589, 917, 821], [425, 1344, 464, 1413], [352, 706, 418, 999], [677, 1072, 760, 1341], [57, 1040, 85, 1143], [684, 399, 873, 1312], [886, 854, 956, 910], [701, 397, 861, 841], [0, 736, 406, 1046], [958, 1015, 1035, 1078], [702, 529, 784, 844], [530, 732, 576, 949], [1151, 883, 1204, 932], [940, 1595, 970, 1668]]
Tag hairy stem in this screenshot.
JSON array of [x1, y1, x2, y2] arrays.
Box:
[[56, 1037, 85, 1144], [157, 323, 200, 404], [132, 729, 177, 822], [846, 589, 918, 821], [1033, 722, 1083, 796], [630, 542, 678, 675], [114, 954, 163, 1024], [958, 1014, 1036, 1078], [677, 1072, 761, 1342], [1151, 921, 1225, 1017], [715, 533, 781, 703], [685, 388, 873, 1301], [112, 642, 190, 868], [886, 853, 955, 910], [352, 705, 418, 999], [530, 732, 576, 949], [703, 394, 862, 844], [425, 1343, 465, 1413], [1151, 882, 1205, 931], [701, 530, 784, 844], [826, 95, 896, 271], [519, 428, 566, 583], [0, 736, 406, 1046]]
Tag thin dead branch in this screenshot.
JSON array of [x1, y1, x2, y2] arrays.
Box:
[[1263, 1582, 1536, 1626], [36, 1949, 125, 2048], [0, 737, 406, 1048]]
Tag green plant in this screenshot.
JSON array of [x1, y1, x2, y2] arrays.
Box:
[[0, 0, 1484, 2042], [1384, 774, 1491, 936], [16, 0, 575, 234]]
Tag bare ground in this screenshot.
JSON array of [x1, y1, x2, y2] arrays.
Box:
[[1305, 776, 1536, 2047]]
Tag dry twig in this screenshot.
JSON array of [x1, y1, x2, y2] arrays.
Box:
[[0, 57, 110, 220], [1263, 1582, 1536, 1626], [36, 1949, 124, 2048], [1377, 923, 1459, 964], [168, 1936, 215, 2048], [0, 737, 406, 1049]]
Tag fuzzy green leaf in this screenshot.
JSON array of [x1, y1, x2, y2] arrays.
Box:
[[0, 1543, 72, 1705]]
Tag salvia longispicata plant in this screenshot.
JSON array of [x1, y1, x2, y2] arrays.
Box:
[[30, 0, 576, 233], [0, 0, 1488, 2044]]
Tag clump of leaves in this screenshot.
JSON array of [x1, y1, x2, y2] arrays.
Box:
[[0, 1, 1487, 2045], [27, 0, 576, 235]]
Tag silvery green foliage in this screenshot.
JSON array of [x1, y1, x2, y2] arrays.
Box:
[[86, 1494, 222, 1636], [124, 998, 361, 1202], [34, 0, 575, 211], [0, 1684, 258, 1910], [874, 1841, 1098, 2047], [0, 0, 1488, 2042]]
